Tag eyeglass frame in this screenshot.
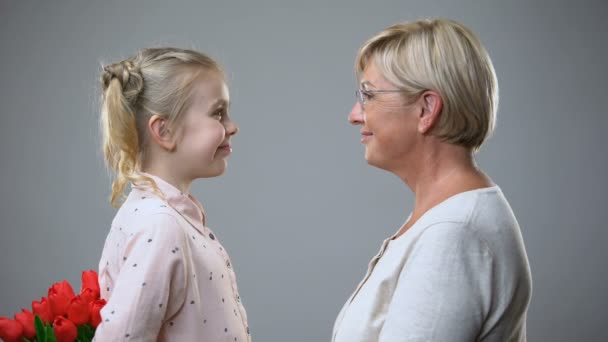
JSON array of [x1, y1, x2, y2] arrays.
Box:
[[355, 88, 403, 107]]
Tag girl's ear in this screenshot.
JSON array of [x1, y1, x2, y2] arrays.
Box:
[[148, 115, 177, 151]]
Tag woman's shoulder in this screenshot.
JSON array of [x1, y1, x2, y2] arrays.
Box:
[[418, 186, 514, 231], [407, 186, 524, 252], [410, 186, 529, 270]]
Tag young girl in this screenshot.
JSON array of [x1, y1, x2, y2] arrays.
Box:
[[93, 47, 250, 341]]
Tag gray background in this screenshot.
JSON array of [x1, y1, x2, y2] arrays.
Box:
[[1, 0, 606, 341]]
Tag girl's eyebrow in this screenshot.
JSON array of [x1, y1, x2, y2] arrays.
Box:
[[209, 98, 230, 109]]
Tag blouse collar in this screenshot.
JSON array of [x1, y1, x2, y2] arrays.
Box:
[[134, 173, 207, 235]]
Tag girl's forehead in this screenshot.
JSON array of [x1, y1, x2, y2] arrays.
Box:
[[190, 76, 230, 106]]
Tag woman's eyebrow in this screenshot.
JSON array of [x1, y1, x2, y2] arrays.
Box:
[[360, 81, 375, 89]]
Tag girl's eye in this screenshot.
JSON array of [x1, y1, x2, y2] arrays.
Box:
[[213, 110, 224, 120]]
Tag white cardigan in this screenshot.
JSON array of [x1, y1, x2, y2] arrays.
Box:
[[332, 186, 532, 342]]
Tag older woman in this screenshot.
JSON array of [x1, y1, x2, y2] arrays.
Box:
[[332, 19, 532, 341]]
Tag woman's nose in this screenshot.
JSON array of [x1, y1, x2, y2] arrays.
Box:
[[348, 102, 364, 125]]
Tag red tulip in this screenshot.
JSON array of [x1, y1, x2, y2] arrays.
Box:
[[32, 297, 53, 323], [0, 317, 24, 342], [67, 295, 90, 325], [53, 316, 77, 342], [80, 287, 97, 304], [14, 309, 35, 339], [81, 270, 100, 299], [48, 280, 76, 318], [89, 299, 107, 328]]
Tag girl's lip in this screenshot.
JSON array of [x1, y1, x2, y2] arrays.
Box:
[[217, 143, 232, 153], [217, 145, 233, 154]]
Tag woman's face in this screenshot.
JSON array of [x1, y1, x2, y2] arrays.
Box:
[[348, 62, 419, 172]]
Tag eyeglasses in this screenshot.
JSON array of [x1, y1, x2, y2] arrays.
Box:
[[355, 88, 403, 107]]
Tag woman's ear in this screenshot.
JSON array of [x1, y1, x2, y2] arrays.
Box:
[[417, 90, 443, 134], [148, 115, 177, 151]]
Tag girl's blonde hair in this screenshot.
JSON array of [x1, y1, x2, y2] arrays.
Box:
[[100, 47, 224, 207], [356, 18, 498, 151]]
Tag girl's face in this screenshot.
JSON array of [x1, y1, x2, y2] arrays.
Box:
[[173, 73, 238, 180]]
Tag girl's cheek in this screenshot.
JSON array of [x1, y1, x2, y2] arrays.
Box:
[[216, 123, 227, 141]]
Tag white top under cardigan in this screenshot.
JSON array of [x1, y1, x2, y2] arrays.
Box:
[[332, 186, 532, 342]]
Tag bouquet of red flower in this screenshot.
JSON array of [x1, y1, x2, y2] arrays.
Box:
[[0, 270, 107, 342]]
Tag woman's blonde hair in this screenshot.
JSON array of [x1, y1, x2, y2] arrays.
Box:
[[355, 18, 498, 151], [100, 47, 224, 207]]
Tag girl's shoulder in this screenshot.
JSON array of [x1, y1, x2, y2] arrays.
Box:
[[112, 188, 184, 235]]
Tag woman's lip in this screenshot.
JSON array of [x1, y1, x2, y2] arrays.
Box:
[[361, 133, 372, 143]]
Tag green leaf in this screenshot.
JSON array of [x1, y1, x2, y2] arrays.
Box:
[[34, 315, 47, 341], [86, 326, 95, 340], [22, 337, 33, 342], [77, 324, 95, 342], [46, 323, 58, 342]]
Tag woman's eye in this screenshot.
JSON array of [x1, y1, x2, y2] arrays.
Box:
[[213, 110, 224, 120], [362, 90, 374, 101]]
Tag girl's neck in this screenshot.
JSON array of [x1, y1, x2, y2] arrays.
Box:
[[142, 163, 193, 194]]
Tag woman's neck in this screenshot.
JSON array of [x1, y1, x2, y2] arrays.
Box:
[[392, 144, 493, 238]]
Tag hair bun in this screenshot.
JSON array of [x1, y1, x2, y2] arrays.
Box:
[[101, 60, 144, 103]]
